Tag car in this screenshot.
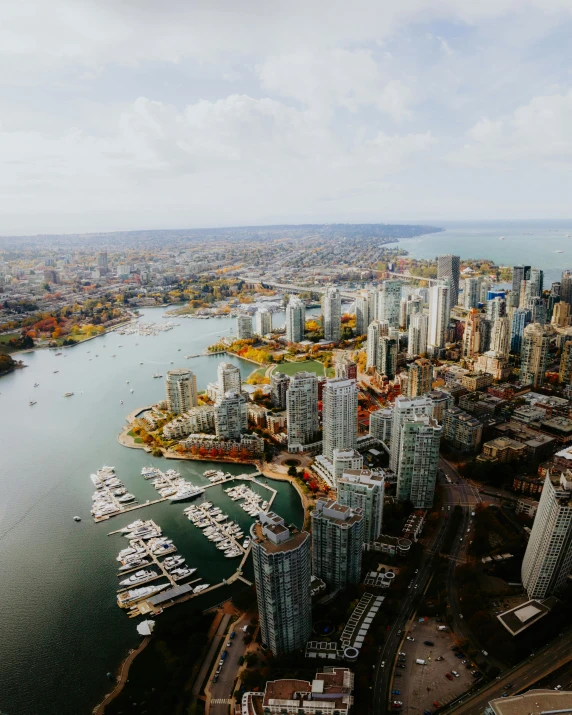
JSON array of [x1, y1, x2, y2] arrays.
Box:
[[415, 569, 419, 574], [386, 625, 391, 631], [216, 667, 222, 675], [459, 614, 464, 619], [501, 694, 508, 698], [230, 631, 236, 639], [424, 641, 435, 646], [221, 651, 227, 660], [406, 636, 415, 641], [461, 660, 467, 664], [394, 672, 402, 678], [436, 656, 444, 662], [455, 653, 464, 659], [433, 702, 440, 707], [397, 664, 406, 669], [392, 690, 401, 695], [408, 584, 411, 589], [381, 661, 386, 668], [424, 710, 432, 715], [227, 641, 232, 647], [445, 673, 453, 680], [452, 671, 460, 678], [397, 630, 402, 635], [398, 656, 406, 661], [472, 672, 480, 678], [398, 651, 407, 656], [213, 675, 219, 683], [555, 685, 563, 691], [392, 701, 403, 707]]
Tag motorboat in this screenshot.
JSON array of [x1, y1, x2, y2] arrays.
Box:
[[29, 401, 37, 406], [170, 485, 205, 503], [117, 583, 169, 606], [73, 516, 81, 522], [193, 584, 209, 594], [63, 392, 74, 397], [119, 570, 156, 587]]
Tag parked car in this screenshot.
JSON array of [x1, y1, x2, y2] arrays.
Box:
[[213, 675, 219, 683], [397, 664, 406, 669], [433, 702, 440, 707], [445, 673, 453, 681], [386, 625, 391, 631], [227, 641, 232, 647], [424, 641, 434, 646], [406, 636, 415, 641], [436, 656, 444, 661], [452, 670, 460, 678], [392, 690, 401, 695], [398, 651, 407, 656], [394, 672, 402, 678], [230, 631, 236, 640]]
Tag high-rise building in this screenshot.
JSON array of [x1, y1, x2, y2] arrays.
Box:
[[510, 308, 531, 354], [490, 316, 511, 356], [463, 277, 479, 309], [251, 512, 312, 655], [166, 369, 198, 414], [480, 318, 493, 353], [437, 255, 460, 306], [428, 283, 450, 353], [512, 265, 531, 294], [255, 308, 272, 336], [407, 358, 433, 397], [395, 414, 442, 508], [323, 286, 342, 342], [407, 313, 428, 357], [237, 313, 253, 340], [525, 296, 547, 325], [486, 296, 506, 322], [377, 281, 402, 327], [559, 341, 572, 384], [561, 270, 572, 306], [366, 321, 385, 369], [311, 499, 364, 589], [322, 378, 358, 460], [214, 390, 248, 438], [270, 371, 290, 409], [389, 395, 434, 473], [286, 371, 319, 449], [462, 308, 482, 358], [337, 468, 385, 544], [520, 323, 550, 387], [332, 448, 363, 484], [97, 251, 109, 275], [399, 297, 409, 330], [378, 336, 397, 379], [521, 472, 572, 600], [369, 407, 393, 447], [217, 362, 241, 394], [285, 296, 305, 343], [355, 293, 370, 335], [442, 406, 482, 453], [552, 301, 571, 328], [335, 354, 358, 380]]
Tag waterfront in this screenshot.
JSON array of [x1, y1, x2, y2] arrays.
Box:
[[0, 307, 304, 715]]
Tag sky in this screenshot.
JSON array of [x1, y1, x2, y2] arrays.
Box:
[[2, 0, 572, 234]]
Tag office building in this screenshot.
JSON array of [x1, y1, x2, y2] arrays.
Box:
[[286, 371, 319, 450], [490, 316, 511, 356], [369, 407, 393, 446], [389, 395, 435, 473], [462, 308, 482, 358], [217, 362, 241, 394], [286, 296, 306, 343], [395, 414, 442, 508], [437, 254, 460, 306], [97, 251, 108, 275], [561, 270, 572, 306], [355, 292, 370, 335], [251, 512, 312, 655], [237, 313, 253, 340], [337, 468, 385, 544], [407, 358, 433, 397], [559, 341, 572, 384], [270, 371, 290, 409], [408, 313, 428, 357], [323, 286, 342, 342], [322, 378, 358, 460], [510, 308, 531, 354], [377, 280, 402, 327], [378, 335, 398, 379], [521, 472, 572, 600], [463, 277, 480, 309], [520, 323, 550, 388], [442, 406, 483, 453], [552, 301, 571, 328], [525, 296, 547, 325], [512, 265, 531, 294], [311, 499, 364, 589], [165, 368, 198, 415], [255, 308, 272, 336], [428, 283, 450, 353], [486, 296, 506, 322], [214, 390, 248, 439]]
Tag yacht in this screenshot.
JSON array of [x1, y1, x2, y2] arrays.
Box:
[[130, 389, 134, 393], [73, 516, 81, 522], [172, 567, 196, 581], [117, 558, 150, 572], [121, 519, 146, 532], [162, 555, 185, 570], [53, 370, 59, 374], [193, 584, 209, 594], [119, 570, 156, 587], [242, 538, 251, 549], [29, 400, 37, 406], [63, 392, 74, 397], [117, 583, 169, 606], [120, 400, 123, 404], [117, 493, 136, 503], [34, 383, 39, 387], [153, 373, 163, 378], [170, 485, 205, 503]]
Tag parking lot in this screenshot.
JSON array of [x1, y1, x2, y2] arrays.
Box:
[[390, 617, 479, 714]]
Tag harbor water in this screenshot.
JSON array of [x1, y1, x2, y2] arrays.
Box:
[[0, 308, 304, 715]]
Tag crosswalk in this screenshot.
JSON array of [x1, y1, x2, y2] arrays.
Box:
[[211, 698, 231, 704]]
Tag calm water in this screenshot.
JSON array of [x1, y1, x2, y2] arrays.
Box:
[[0, 307, 303, 715], [399, 220, 572, 287]]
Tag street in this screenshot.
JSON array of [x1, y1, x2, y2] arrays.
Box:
[[208, 619, 251, 715]]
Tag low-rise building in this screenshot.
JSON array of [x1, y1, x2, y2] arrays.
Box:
[[458, 392, 507, 416], [512, 475, 544, 496], [478, 437, 527, 463], [516, 497, 539, 518], [461, 372, 494, 391], [442, 406, 483, 453], [259, 667, 354, 715], [162, 405, 216, 439]]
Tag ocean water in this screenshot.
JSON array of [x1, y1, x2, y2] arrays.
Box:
[[0, 307, 304, 715]]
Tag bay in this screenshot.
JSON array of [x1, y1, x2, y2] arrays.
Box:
[[0, 307, 304, 715]]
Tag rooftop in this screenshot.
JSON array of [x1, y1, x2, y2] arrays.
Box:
[[252, 521, 309, 554], [488, 689, 572, 715], [497, 599, 550, 636]]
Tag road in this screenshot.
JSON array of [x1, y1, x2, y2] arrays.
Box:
[[208, 619, 250, 715]]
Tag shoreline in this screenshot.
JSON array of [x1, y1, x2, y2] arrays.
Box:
[[92, 636, 151, 715]]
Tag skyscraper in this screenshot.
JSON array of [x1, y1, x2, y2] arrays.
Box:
[[323, 286, 342, 342], [512, 265, 531, 294], [486, 296, 506, 322], [285, 296, 306, 343], [395, 414, 442, 509], [525, 296, 547, 325], [378, 335, 397, 379], [270, 371, 290, 409], [389, 395, 434, 473], [322, 378, 358, 460], [335, 354, 358, 380], [369, 407, 393, 447], [490, 316, 511, 356], [510, 308, 531, 354], [166, 368, 198, 414], [97, 251, 109, 275], [427, 283, 450, 353], [378, 280, 402, 327], [311, 499, 364, 589], [337, 468, 385, 545], [561, 270, 572, 306], [462, 308, 482, 358], [521, 471, 572, 600], [286, 371, 319, 450], [559, 341, 572, 384], [366, 320, 388, 369], [437, 255, 460, 306], [407, 358, 433, 397], [214, 390, 248, 438], [237, 313, 253, 340], [217, 362, 241, 394], [355, 292, 370, 335], [251, 512, 312, 655], [255, 308, 272, 336], [551, 302, 570, 328], [463, 277, 479, 309], [407, 313, 428, 357], [520, 323, 550, 387]]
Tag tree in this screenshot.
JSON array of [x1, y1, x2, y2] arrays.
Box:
[[287, 466, 297, 477]]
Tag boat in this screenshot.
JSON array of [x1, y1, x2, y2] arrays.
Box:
[[119, 570, 156, 587], [73, 516, 81, 522], [117, 493, 136, 503], [117, 583, 169, 606], [34, 383, 39, 387], [120, 400, 123, 404], [153, 373, 163, 378], [29, 400, 37, 406], [55, 352, 62, 356], [118, 558, 150, 572], [63, 392, 74, 397], [140, 362, 144, 365], [172, 567, 196, 581], [193, 584, 209, 594], [555, 250, 564, 253], [498, 236, 505, 241], [130, 389, 134, 393], [53, 370, 59, 374], [242, 538, 251, 549], [170, 485, 205, 503]]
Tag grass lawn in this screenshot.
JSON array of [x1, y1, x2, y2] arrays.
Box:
[[0, 333, 20, 354], [276, 359, 333, 377]]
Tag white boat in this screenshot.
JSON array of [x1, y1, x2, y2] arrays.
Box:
[[73, 516, 81, 522], [170, 485, 205, 503], [153, 373, 163, 378], [29, 400, 37, 406], [117, 493, 136, 503], [119, 570, 156, 587], [63, 392, 74, 397], [193, 584, 209, 594], [118, 558, 150, 572], [34, 383, 39, 387], [171, 567, 197, 580], [117, 583, 169, 606], [242, 538, 251, 549]]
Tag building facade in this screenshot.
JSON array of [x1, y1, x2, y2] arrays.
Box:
[[214, 390, 248, 439], [520, 323, 550, 388], [322, 378, 358, 460], [395, 414, 442, 508], [237, 313, 254, 340], [437, 254, 460, 306], [442, 406, 483, 453], [270, 371, 290, 409], [166, 368, 198, 414], [255, 308, 272, 336], [286, 371, 319, 450], [407, 358, 433, 397], [337, 468, 385, 544], [286, 296, 306, 343], [408, 312, 428, 357], [323, 286, 342, 343]]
